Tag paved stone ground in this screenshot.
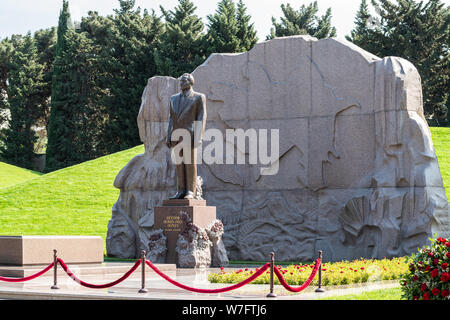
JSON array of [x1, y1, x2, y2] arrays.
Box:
[[0, 263, 400, 300]]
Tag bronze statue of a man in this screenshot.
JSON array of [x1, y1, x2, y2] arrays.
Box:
[[166, 73, 207, 200]]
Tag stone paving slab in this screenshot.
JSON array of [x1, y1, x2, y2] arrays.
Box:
[[0, 263, 400, 300]]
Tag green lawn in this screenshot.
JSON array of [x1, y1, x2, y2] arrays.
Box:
[[430, 127, 450, 204], [0, 162, 42, 189], [318, 287, 403, 300], [0, 145, 145, 247]]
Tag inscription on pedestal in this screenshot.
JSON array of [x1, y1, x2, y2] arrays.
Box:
[[162, 215, 183, 232], [154, 200, 216, 264]]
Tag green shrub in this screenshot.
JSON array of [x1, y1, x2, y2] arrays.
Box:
[[400, 237, 450, 300]]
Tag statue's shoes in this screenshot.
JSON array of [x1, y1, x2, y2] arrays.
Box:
[[184, 191, 195, 199], [169, 191, 186, 200]]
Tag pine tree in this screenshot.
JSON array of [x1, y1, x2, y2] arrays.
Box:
[[156, 0, 206, 77], [347, 0, 450, 126], [0, 38, 14, 136], [0, 34, 45, 169], [45, 0, 76, 172], [96, 0, 164, 154], [267, 1, 337, 40], [205, 0, 257, 55], [205, 0, 240, 54], [236, 0, 258, 52], [33, 27, 57, 153]]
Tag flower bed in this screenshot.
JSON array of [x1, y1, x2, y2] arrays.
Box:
[[208, 257, 408, 287], [401, 237, 450, 300]]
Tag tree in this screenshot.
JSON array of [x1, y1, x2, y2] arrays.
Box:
[[0, 34, 46, 169], [95, 0, 164, 154], [45, 0, 76, 171], [205, 0, 257, 55], [267, 1, 337, 40], [347, 0, 450, 126], [0, 37, 15, 136], [32, 27, 57, 153], [236, 0, 258, 52], [155, 0, 206, 77]]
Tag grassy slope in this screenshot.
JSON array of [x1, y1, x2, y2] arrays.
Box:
[[0, 162, 42, 189], [0, 145, 145, 241], [430, 127, 450, 204]]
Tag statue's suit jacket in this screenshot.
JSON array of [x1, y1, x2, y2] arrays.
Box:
[[167, 90, 207, 147]]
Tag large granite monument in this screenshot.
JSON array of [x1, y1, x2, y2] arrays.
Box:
[[107, 36, 450, 262]]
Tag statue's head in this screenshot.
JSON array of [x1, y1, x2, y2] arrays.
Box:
[[179, 73, 195, 91]]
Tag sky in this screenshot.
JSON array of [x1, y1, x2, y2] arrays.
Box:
[[0, 0, 449, 41]]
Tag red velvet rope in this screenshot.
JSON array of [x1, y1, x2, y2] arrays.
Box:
[[0, 262, 54, 283], [274, 258, 321, 293], [57, 258, 141, 289], [145, 260, 271, 294]]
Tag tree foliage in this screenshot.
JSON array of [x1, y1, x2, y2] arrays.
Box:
[[155, 0, 205, 77], [348, 0, 450, 126], [0, 34, 46, 169], [205, 0, 257, 55], [267, 1, 337, 40]]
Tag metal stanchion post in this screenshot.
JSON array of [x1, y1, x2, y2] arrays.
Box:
[[315, 250, 325, 293], [266, 252, 277, 298], [51, 249, 60, 290], [138, 250, 148, 293]]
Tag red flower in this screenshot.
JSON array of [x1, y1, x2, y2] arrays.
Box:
[[447, 252, 450, 258], [432, 288, 441, 296], [413, 296, 419, 300], [437, 237, 447, 244], [425, 266, 431, 272], [412, 275, 418, 282], [431, 269, 439, 278], [421, 283, 427, 292], [423, 292, 430, 300], [446, 242, 450, 248], [440, 272, 449, 283], [428, 252, 434, 257], [442, 290, 450, 297], [433, 258, 439, 266], [442, 263, 448, 270]]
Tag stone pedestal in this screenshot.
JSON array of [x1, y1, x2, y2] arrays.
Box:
[[154, 199, 216, 264], [0, 236, 104, 266]]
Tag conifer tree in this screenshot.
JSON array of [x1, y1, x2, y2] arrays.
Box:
[[267, 1, 337, 40], [236, 0, 258, 52], [0, 34, 45, 169], [205, 0, 257, 55], [155, 0, 205, 77], [33, 27, 57, 152], [97, 0, 163, 154], [205, 0, 240, 54], [0, 38, 15, 137], [347, 0, 449, 126], [45, 0, 76, 172]]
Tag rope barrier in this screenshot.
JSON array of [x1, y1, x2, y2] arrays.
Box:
[[57, 258, 141, 289], [0, 262, 54, 283], [0, 250, 323, 296], [274, 258, 321, 293], [146, 260, 271, 294]]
